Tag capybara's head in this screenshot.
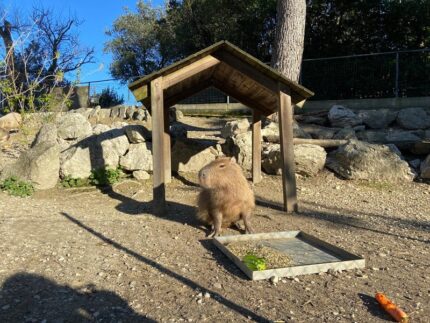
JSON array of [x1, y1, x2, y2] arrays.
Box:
[[198, 156, 244, 189]]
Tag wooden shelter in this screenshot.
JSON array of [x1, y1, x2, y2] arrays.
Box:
[[128, 41, 313, 214]]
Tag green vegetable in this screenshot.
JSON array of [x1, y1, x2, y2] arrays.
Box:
[[243, 253, 267, 271]]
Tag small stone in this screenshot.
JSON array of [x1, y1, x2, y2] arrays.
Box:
[[372, 267, 379, 271], [197, 292, 203, 298], [204, 292, 210, 299], [293, 277, 300, 283], [197, 299, 203, 304], [332, 311, 339, 316], [270, 276, 279, 285], [378, 252, 387, 257], [2, 305, 10, 310], [213, 282, 222, 289]]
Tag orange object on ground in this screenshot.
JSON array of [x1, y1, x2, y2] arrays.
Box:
[[375, 292, 409, 322]]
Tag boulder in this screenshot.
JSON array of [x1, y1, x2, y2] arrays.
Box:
[[32, 123, 58, 147], [262, 144, 326, 177], [119, 143, 153, 171], [356, 130, 388, 143], [326, 140, 415, 182], [98, 128, 130, 168], [88, 106, 101, 119], [333, 128, 357, 140], [60, 137, 103, 179], [1, 142, 60, 190], [133, 108, 149, 122], [396, 108, 430, 130], [222, 131, 252, 170], [0, 128, 9, 142], [301, 124, 337, 139], [92, 124, 111, 135], [328, 105, 362, 128], [97, 108, 112, 120], [358, 109, 398, 129], [409, 159, 421, 170], [133, 170, 150, 181], [125, 106, 136, 119], [221, 119, 250, 138], [262, 121, 311, 143], [420, 155, 430, 179], [125, 125, 150, 143], [110, 105, 121, 118], [170, 123, 188, 138], [0, 112, 22, 130], [295, 115, 327, 126], [56, 113, 92, 140], [119, 106, 127, 119], [172, 139, 219, 173], [169, 107, 184, 122]]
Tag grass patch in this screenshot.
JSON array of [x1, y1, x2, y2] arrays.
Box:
[[0, 176, 34, 197], [89, 167, 123, 186], [61, 176, 90, 188]]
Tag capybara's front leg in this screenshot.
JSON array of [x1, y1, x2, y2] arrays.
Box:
[[207, 211, 223, 238], [242, 212, 254, 234]]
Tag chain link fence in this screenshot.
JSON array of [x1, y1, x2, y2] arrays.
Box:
[[73, 48, 430, 108]]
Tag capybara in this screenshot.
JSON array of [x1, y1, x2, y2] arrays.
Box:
[[196, 156, 255, 237]]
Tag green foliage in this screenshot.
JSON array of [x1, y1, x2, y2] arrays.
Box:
[[89, 167, 123, 186], [0, 177, 35, 197], [105, 0, 430, 84], [61, 176, 90, 188], [98, 87, 124, 108], [243, 253, 267, 271], [105, 0, 276, 81]]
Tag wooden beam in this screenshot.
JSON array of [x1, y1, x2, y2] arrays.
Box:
[[165, 78, 213, 107], [252, 109, 262, 184], [132, 84, 149, 101], [212, 79, 271, 115], [151, 77, 166, 215], [213, 50, 278, 94], [162, 55, 220, 89], [278, 85, 298, 213], [164, 107, 171, 183]]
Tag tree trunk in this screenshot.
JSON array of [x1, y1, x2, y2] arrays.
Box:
[[271, 0, 307, 82]]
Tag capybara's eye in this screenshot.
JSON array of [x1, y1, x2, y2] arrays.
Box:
[[219, 164, 226, 168]]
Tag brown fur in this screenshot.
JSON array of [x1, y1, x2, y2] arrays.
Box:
[[196, 157, 255, 237]]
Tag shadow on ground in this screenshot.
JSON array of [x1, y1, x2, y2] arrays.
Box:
[[0, 273, 151, 322], [60, 212, 270, 322]]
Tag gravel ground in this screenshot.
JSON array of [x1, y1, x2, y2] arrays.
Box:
[[0, 170, 429, 322], [0, 116, 429, 322]]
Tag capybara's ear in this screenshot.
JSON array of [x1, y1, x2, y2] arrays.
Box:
[[230, 156, 237, 164]]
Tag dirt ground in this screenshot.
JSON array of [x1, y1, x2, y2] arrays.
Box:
[[0, 116, 429, 322]]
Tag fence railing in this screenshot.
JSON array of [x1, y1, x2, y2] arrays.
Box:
[[74, 48, 430, 106]]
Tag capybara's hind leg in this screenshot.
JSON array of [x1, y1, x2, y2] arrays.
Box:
[[233, 221, 244, 231], [207, 211, 222, 238], [242, 212, 254, 234]]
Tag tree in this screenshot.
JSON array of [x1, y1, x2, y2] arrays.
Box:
[[271, 0, 306, 82], [0, 6, 94, 112], [105, 0, 276, 82], [98, 87, 124, 108]]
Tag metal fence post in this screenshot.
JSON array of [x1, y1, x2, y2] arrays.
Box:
[[395, 52, 399, 98]]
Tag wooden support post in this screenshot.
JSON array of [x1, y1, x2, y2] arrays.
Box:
[[151, 77, 166, 215], [278, 85, 298, 213], [252, 110, 262, 184], [164, 107, 171, 183]]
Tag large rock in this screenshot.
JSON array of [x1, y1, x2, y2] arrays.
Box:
[[0, 112, 22, 130], [0, 128, 9, 142], [396, 108, 430, 130], [98, 128, 130, 167], [32, 123, 58, 147], [119, 143, 153, 171], [124, 125, 151, 143], [326, 140, 415, 182], [420, 155, 430, 179], [262, 121, 311, 143], [172, 139, 219, 173], [333, 128, 357, 140], [358, 109, 398, 129], [221, 119, 250, 138], [262, 144, 326, 177], [60, 137, 103, 179], [1, 142, 60, 190], [222, 132, 252, 170], [56, 113, 92, 140], [301, 124, 337, 139], [328, 105, 362, 128]]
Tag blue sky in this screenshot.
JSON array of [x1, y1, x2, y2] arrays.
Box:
[[2, 0, 164, 103]]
